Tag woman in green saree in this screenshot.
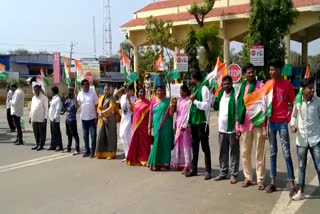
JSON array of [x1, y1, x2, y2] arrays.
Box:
[[147, 85, 175, 171]]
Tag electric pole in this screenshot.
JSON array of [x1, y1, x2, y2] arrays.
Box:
[[103, 0, 112, 57]]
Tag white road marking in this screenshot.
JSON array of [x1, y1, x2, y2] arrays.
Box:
[[270, 153, 318, 214], [0, 153, 72, 173]]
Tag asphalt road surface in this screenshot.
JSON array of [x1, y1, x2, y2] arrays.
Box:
[[0, 107, 319, 214]]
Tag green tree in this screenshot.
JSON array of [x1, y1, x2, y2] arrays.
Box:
[[185, 28, 200, 78], [145, 16, 182, 89], [241, 0, 298, 79], [9, 49, 31, 55], [189, 0, 221, 73]]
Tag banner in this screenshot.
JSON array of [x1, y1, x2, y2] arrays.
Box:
[[53, 52, 61, 84]]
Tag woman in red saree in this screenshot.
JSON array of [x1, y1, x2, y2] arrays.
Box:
[[126, 88, 152, 166]]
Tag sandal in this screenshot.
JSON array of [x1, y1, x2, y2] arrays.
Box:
[[258, 182, 265, 191], [265, 184, 277, 193], [242, 179, 254, 188]]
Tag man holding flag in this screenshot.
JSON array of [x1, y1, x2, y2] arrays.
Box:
[[244, 59, 296, 197], [236, 63, 267, 190], [185, 71, 212, 180]]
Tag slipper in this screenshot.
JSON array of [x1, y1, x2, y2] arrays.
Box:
[[265, 184, 277, 193], [242, 179, 254, 188], [258, 182, 265, 191]]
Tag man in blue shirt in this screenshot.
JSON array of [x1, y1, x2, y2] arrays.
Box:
[[62, 87, 80, 155]]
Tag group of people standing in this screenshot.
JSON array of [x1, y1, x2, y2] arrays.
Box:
[[5, 58, 320, 201]]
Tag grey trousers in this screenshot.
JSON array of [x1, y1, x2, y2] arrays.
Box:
[[218, 132, 240, 178]]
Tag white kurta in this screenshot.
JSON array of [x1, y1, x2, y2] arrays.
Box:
[[119, 95, 136, 157]]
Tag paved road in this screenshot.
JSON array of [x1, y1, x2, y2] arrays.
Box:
[[0, 107, 319, 214]]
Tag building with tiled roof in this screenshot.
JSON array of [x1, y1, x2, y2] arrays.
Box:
[[120, 0, 320, 76]]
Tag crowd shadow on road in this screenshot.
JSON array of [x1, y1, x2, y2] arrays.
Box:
[[0, 128, 14, 143]]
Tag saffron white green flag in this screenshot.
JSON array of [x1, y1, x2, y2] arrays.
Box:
[[75, 60, 83, 85], [244, 80, 274, 126], [63, 57, 71, 86]]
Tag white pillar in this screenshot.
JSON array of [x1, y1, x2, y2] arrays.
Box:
[[285, 35, 291, 64], [133, 45, 139, 77], [223, 38, 230, 65]]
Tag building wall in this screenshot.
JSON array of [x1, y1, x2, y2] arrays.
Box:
[[10, 62, 29, 76]]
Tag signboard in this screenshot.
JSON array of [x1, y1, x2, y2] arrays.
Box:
[[53, 52, 61, 84], [176, 53, 188, 72], [103, 72, 125, 82], [85, 72, 93, 85], [167, 83, 182, 98], [250, 45, 264, 66], [227, 64, 242, 83], [81, 58, 100, 80]]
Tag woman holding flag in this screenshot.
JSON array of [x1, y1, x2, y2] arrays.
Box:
[[147, 84, 175, 171]]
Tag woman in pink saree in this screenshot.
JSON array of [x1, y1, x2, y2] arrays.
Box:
[[171, 84, 192, 174]]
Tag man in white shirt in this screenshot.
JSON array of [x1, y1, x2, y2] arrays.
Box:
[[11, 84, 24, 145], [213, 75, 240, 184], [77, 79, 99, 158], [29, 85, 48, 151], [48, 86, 63, 151], [6, 85, 15, 132], [186, 71, 212, 180]]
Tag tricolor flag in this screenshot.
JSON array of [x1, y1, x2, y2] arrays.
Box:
[[201, 57, 227, 95], [36, 67, 49, 92], [305, 65, 310, 79], [244, 80, 274, 126], [120, 50, 131, 74], [75, 60, 83, 85], [155, 54, 164, 71], [63, 57, 71, 86], [0, 63, 8, 79]]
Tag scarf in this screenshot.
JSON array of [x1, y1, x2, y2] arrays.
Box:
[[237, 80, 256, 124], [213, 88, 236, 132]]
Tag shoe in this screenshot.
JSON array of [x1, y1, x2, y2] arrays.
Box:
[[90, 154, 95, 159], [13, 139, 18, 144], [64, 149, 71, 153], [10, 130, 16, 133], [15, 142, 24, 145], [289, 186, 297, 198], [265, 184, 277, 193], [31, 146, 39, 150], [73, 151, 80, 156], [47, 147, 55, 151], [258, 182, 265, 191], [36, 147, 44, 151], [242, 179, 254, 188], [185, 170, 197, 177], [204, 172, 212, 180], [121, 158, 126, 162], [292, 190, 305, 201], [230, 177, 238, 184], [56, 148, 63, 152], [214, 175, 227, 181], [82, 153, 90, 158]]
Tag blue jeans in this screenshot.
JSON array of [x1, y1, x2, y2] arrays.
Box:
[[82, 119, 97, 156], [297, 143, 320, 188], [268, 122, 295, 181]]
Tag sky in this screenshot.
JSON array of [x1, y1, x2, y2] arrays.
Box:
[[0, 0, 319, 59], [0, 0, 152, 58]]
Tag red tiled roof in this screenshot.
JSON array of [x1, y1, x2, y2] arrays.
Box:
[[122, 3, 250, 28], [122, 0, 320, 28], [136, 0, 201, 13]]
